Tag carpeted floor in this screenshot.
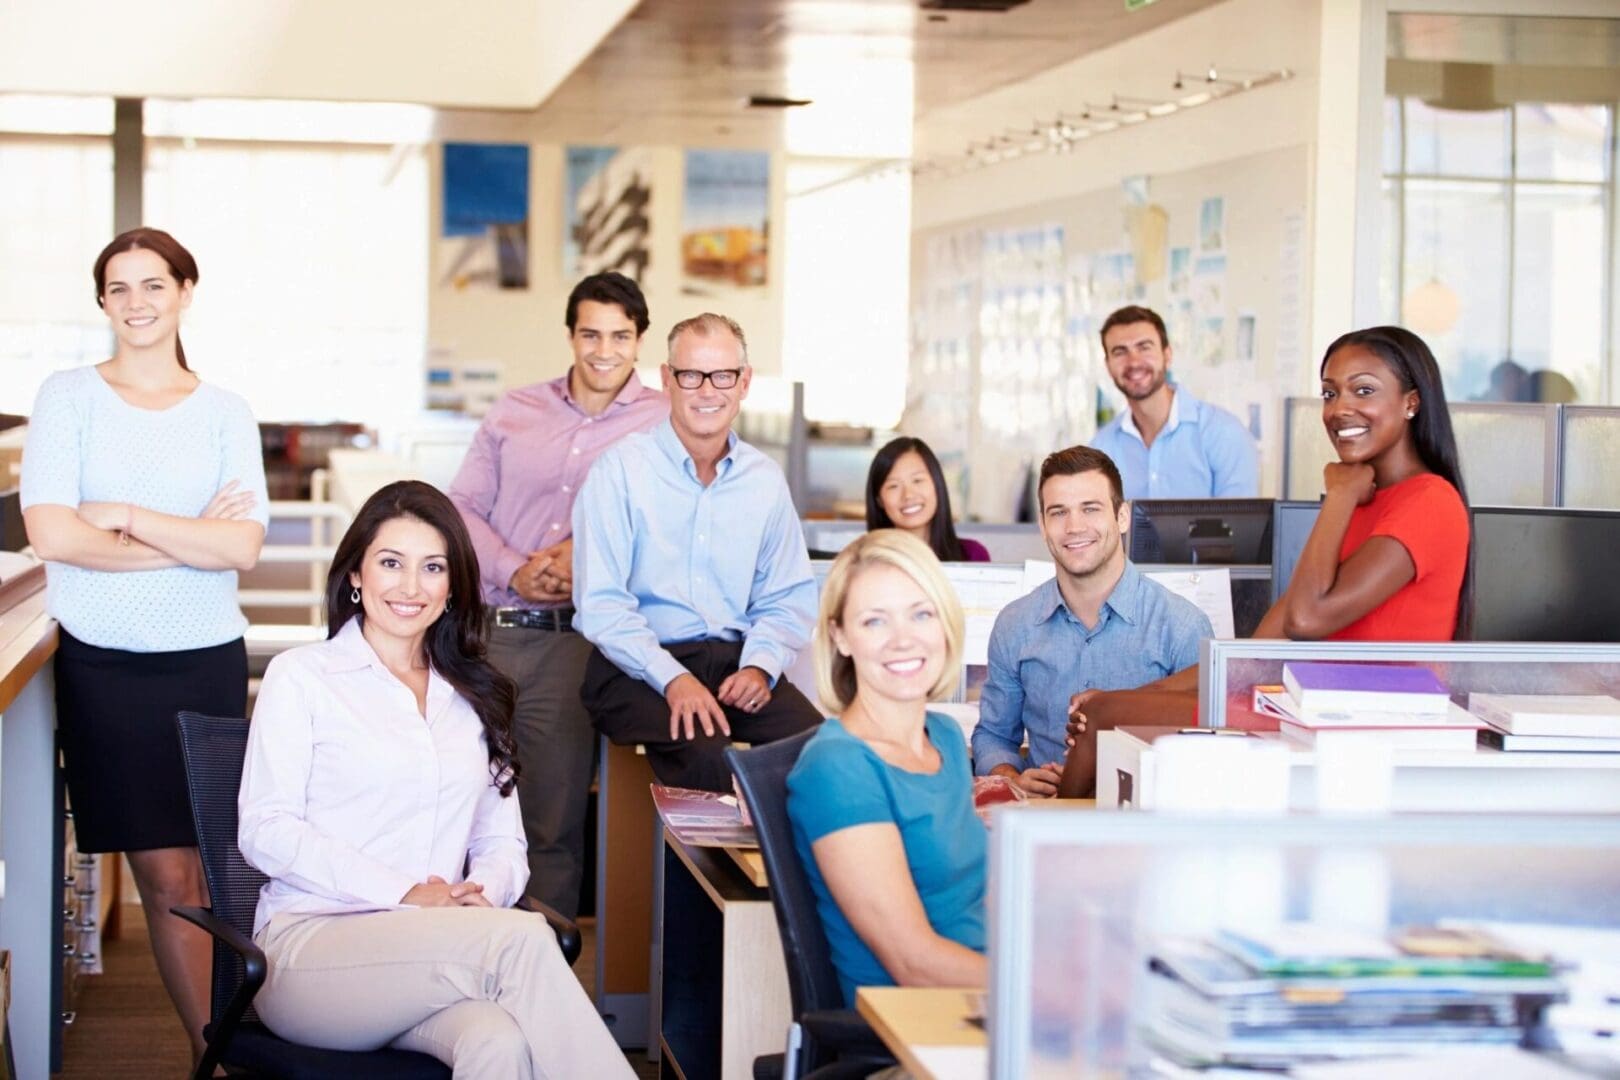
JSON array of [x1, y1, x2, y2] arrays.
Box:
[[58, 902, 660, 1078]]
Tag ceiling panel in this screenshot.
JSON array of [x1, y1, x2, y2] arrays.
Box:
[[515, 0, 1226, 155]]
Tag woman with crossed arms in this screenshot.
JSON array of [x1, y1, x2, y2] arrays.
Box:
[[22, 228, 267, 1060]]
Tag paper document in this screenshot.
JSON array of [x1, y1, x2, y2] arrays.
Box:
[[945, 564, 1026, 666], [1022, 559, 1234, 637]]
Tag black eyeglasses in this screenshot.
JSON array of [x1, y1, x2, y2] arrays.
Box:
[[668, 366, 744, 390]]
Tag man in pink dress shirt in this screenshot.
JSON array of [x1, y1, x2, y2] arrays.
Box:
[[448, 272, 667, 917]]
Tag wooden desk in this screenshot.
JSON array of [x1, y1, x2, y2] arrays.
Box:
[[724, 844, 767, 887], [0, 589, 61, 1079], [594, 737, 658, 1050], [856, 987, 987, 1080], [654, 831, 790, 1080]]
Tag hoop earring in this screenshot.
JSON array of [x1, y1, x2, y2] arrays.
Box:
[[445, 597, 453, 611], [350, 586, 361, 603]]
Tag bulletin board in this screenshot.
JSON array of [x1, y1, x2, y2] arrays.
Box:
[[907, 143, 1311, 517]]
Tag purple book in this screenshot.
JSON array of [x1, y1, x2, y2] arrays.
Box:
[[1282, 661, 1451, 721]]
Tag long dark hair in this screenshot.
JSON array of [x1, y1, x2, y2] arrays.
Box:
[[325, 481, 519, 794], [92, 227, 199, 371], [1321, 326, 1474, 639], [865, 437, 968, 562]]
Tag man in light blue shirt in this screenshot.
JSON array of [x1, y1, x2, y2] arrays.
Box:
[[972, 445, 1211, 794], [573, 312, 821, 790], [1090, 305, 1259, 499]]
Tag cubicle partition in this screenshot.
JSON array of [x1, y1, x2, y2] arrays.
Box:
[[1266, 504, 1620, 638], [988, 809, 1620, 1078], [1198, 639, 1620, 729], [801, 520, 1050, 563], [1281, 398, 1620, 507], [1561, 405, 1620, 510]]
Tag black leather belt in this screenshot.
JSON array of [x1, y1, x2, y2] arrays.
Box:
[[492, 607, 576, 632]]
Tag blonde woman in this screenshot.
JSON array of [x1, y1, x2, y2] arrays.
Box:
[[785, 530, 987, 1005]]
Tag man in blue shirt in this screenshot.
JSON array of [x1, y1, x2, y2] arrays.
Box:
[[1090, 305, 1259, 499], [972, 445, 1212, 795], [573, 312, 821, 790]]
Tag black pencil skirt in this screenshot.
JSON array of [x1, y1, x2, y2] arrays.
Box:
[[54, 630, 248, 853]]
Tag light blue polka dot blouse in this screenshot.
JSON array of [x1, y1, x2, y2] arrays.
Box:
[[20, 365, 270, 653]]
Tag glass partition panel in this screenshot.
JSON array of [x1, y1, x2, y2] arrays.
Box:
[[1451, 403, 1556, 506], [1282, 398, 1334, 501], [990, 810, 1620, 1078], [1561, 406, 1620, 509], [1285, 400, 1556, 506], [1200, 640, 1620, 730]]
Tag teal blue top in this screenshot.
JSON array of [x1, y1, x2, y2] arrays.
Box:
[[785, 711, 987, 1005]]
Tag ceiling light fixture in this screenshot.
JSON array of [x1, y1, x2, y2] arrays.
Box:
[[921, 64, 1293, 180]]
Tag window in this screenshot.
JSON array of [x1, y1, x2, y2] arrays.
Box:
[[1383, 97, 1614, 404], [142, 137, 429, 429], [0, 132, 113, 414]]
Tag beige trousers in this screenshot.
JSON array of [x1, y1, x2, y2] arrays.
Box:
[[254, 907, 632, 1080]]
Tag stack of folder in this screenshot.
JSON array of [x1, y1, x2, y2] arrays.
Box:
[[1252, 661, 1483, 752], [1140, 922, 1565, 1070]]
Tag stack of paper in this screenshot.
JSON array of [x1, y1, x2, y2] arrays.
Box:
[[1447, 921, 1620, 1064], [1139, 922, 1566, 1071], [1251, 662, 1481, 751], [1468, 694, 1620, 753]]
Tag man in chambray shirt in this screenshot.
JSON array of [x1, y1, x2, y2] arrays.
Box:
[[1090, 305, 1258, 499], [972, 446, 1211, 795], [573, 313, 821, 791]]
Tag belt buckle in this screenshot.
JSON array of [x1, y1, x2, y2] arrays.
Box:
[[494, 608, 523, 629]]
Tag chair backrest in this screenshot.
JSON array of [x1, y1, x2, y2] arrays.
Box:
[[725, 731, 845, 1020], [175, 711, 267, 1024]]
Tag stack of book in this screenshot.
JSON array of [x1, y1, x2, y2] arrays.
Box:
[[1467, 693, 1620, 753], [1140, 923, 1566, 1070], [1252, 661, 1482, 751]]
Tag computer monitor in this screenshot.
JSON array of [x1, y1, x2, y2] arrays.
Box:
[[1472, 506, 1620, 642], [1130, 498, 1274, 565], [1269, 499, 1323, 602]]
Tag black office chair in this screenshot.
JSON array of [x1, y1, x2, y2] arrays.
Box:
[[725, 733, 895, 1080], [172, 711, 582, 1080]]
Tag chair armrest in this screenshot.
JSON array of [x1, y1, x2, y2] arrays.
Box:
[[799, 1008, 892, 1058], [171, 904, 267, 1080], [515, 894, 582, 967]]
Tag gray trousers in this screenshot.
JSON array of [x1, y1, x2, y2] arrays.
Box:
[[485, 621, 596, 919]]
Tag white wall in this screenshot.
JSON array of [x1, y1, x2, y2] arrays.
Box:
[[426, 135, 787, 391]]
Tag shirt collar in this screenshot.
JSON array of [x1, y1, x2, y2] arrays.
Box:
[[1035, 559, 1146, 628], [653, 417, 738, 480], [555, 369, 653, 413], [321, 616, 378, 673], [321, 616, 454, 705], [1119, 385, 1191, 442]]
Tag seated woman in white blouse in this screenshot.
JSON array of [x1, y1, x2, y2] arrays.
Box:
[[239, 480, 630, 1078]]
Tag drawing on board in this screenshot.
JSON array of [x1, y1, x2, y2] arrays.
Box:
[[1199, 195, 1226, 254], [565, 145, 652, 282], [681, 149, 770, 295], [440, 142, 530, 290]]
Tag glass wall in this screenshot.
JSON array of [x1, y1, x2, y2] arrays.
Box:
[[1383, 15, 1620, 407]]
